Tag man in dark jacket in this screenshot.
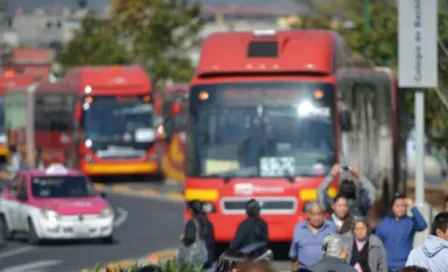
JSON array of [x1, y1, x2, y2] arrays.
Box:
[[230, 199, 269, 251], [309, 234, 357, 272]]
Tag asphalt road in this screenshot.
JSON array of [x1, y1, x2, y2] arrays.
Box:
[[0, 193, 183, 272]]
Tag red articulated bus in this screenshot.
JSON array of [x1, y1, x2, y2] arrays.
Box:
[[160, 84, 189, 182], [6, 65, 161, 176], [2, 73, 36, 163], [184, 29, 408, 243]]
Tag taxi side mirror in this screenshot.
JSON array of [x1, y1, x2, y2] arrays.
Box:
[[17, 192, 28, 201]]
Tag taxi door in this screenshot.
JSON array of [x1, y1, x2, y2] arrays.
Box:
[[1, 175, 22, 230], [16, 177, 30, 231]]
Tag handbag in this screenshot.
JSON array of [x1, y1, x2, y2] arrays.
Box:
[[177, 219, 208, 265]]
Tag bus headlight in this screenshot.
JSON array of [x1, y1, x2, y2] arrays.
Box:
[[99, 207, 114, 218], [41, 209, 60, 221]]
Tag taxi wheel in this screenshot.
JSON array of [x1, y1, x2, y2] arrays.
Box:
[[0, 215, 13, 241], [27, 220, 41, 245]]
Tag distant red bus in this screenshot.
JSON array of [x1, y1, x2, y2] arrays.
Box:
[[160, 84, 189, 182], [6, 65, 161, 176], [2, 73, 36, 163], [184, 30, 408, 242]]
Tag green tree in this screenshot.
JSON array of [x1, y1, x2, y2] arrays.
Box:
[[57, 13, 131, 68], [293, 1, 448, 147], [58, 0, 204, 87], [109, 0, 204, 85]]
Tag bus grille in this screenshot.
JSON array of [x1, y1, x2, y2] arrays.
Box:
[[221, 197, 297, 214]]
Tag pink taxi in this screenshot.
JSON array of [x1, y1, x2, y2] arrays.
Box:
[[0, 164, 114, 245]]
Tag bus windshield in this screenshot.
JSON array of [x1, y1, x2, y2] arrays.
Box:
[[187, 82, 336, 178], [83, 96, 154, 142]]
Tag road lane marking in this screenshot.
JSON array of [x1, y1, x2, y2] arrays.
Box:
[[2, 260, 62, 272], [113, 207, 128, 228], [112, 185, 132, 193], [0, 246, 36, 259]]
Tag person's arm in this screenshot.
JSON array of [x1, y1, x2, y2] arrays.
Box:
[[407, 199, 427, 231], [289, 226, 300, 270], [359, 175, 376, 207], [317, 164, 339, 211], [375, 220, 386, 242], [262, 221, 269, 245], [405, 248, 417, 267], [230, 222, 244, 250], [182, 220, 196, 246]]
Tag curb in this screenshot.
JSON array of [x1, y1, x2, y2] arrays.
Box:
[[93, 183, 184, 202], [79, 248, 177, 271]]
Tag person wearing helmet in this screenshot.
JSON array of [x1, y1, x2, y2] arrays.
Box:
[[230, 199, 269, 251]]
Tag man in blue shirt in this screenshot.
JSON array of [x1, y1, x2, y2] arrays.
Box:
[[289, 201, 337, 270], [376, 193, 427, 272]]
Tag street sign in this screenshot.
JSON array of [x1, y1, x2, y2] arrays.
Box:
[[398, 0, 438, 88]]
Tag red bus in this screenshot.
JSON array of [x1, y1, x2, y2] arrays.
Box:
[[2, 73, 36, 163], [160, 84, 189, 182], [184, 29, 408, 242], [6, 65, 161, 176]]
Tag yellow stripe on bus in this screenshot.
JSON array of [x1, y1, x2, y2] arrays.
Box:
[[84, 162, 158, 174], [299, 187, 337, 201]]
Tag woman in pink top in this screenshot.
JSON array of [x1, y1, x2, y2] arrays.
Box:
[[344, 218, 388, 272]]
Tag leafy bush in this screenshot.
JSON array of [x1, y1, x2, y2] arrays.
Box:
[[89, 258, 203, 272]]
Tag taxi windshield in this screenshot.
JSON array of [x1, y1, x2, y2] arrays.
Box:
[[31, 176, 96, 198]]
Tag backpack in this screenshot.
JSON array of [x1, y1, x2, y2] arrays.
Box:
[[177, 219, 208, 266]]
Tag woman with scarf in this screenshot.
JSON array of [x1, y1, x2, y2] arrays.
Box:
[[181, 200, 215, 270], [344, 217, 387, 272]]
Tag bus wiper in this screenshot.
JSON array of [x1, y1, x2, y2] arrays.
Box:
[[284, 170, 295, 183], [207, 174, 232, 184]]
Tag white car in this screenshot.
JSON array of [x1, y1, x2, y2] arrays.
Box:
[[0, 164, 114, 244]]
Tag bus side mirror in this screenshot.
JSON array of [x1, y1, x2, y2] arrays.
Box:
[[340, 110, 352, 132]]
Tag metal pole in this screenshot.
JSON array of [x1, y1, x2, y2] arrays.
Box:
[[363, 0, 371, 28], [415, 89, 425, 206], [26, 84, 36, 168]]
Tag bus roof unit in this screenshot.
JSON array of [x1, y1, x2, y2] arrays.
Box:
[[1, 74, 35, 94], [63, 65, 152, 95], [196, 30, 344, 77]]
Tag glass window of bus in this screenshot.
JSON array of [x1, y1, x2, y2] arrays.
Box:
[[35, 94, 74, 131], [187, 82, 336, 178], [82, 95, 154, 142]]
